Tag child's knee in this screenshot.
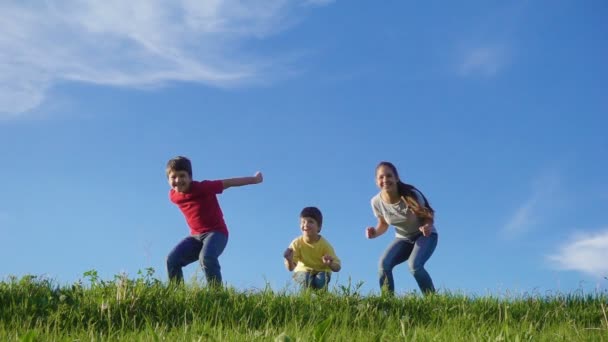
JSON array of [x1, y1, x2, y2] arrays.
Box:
[[379, 258, 394, 273], [166, 253, 178, 267], [311, 272, 330, 289], [201, 256, 219, 269]]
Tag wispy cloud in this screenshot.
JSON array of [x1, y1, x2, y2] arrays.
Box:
[[547, 229, 608, 278], [454, 2, 524, 78], [501, 170, 561, 239], [458, 45, 508, 77], [0, 1, 328, 116]]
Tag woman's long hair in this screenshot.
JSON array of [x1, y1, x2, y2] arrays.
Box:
[[376, 161, 435, 221]]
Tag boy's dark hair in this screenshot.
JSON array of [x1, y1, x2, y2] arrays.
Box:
[[300, 207, 323, 228], [166, 156, 192, 178]]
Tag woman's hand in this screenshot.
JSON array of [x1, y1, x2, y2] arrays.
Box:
[[366, 227, 376, 239], [419, 223, 432, 237], [367, 218, 389, 239]]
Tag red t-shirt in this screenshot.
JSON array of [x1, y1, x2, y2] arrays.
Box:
[[169, 180, 228, 236]]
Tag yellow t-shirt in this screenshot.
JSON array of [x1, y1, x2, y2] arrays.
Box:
[[289, 235, 341, 273]]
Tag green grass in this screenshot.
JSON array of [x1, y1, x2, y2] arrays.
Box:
[[1, 270, 607, 341]]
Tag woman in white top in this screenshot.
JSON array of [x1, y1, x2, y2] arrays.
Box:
[[365, 161, 438, 295]]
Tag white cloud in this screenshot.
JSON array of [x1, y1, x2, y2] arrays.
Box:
[[459, 45, 507, 77], [0, 0, 328, 116], [501, 170, 561, 238], [547, 229, 608, 277]]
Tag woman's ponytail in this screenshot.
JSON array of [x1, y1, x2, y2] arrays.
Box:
[[397, 181, 434, 221]]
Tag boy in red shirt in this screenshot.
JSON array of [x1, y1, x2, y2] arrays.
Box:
[[166, 156, 263, 286]]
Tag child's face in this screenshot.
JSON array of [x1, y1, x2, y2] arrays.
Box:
[[167, 170, 192, 193], [376, 165, 399, 192], [300, 217, 320, 239]]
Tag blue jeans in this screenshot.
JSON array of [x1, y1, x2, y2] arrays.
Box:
[[379, 233, 437, 294], [293, 271, 331, 290], [166, 231, 228, 286]]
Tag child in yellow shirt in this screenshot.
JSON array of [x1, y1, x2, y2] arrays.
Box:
[[283, 207, 341, 289]]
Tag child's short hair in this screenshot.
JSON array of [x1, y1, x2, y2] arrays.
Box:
[[166, 156, 192, 178], [300, 207, 323, 228]]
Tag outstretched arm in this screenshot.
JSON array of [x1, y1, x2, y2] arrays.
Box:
[[222, 172, 263, 190]]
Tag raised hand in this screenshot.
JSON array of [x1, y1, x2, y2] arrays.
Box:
[[322, 254, 334, 265], [253, 171, 263, 184], [365, 226, 376, 239], [419, 223, 432, 237], [283, 248, 293, 262]]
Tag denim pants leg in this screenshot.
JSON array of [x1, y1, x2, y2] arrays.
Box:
[[407, 233, 438, 294], [378, 238, 413, 293], [294, 271, 331, 290], [293, 271, 311, 288], [312, 272, 331, 289], [198, 231, 228, 286], [166, 236, 203, 283]]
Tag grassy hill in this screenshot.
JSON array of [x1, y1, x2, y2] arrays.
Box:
[[1, 270, 606, 341]]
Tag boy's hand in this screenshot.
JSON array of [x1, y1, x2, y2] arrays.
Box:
[[365, 227, 376, 239], [322, 254, 334, 265], [419, 223, 432, 237], [253, 172, 263, 184], [283, 248, 293, 262]]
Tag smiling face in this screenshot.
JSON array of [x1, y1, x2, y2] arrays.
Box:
[[376, 164, 399, 194], [300, 217, 321, 242], [167, 170, 192, 193]]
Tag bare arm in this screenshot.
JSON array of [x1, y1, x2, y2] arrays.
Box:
[[365, 216, 389, 239], [222, 172, 263, 190]]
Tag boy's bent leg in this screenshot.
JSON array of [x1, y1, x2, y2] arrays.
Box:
[[408, 233, 438, 295], [379, 238, 412, 294], [167, 236, 202, 283], [293, 271, 312, 288], [199, 231, 228, 287], [312, 272, 331, 290]]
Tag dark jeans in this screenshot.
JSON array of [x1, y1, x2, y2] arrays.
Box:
[[293, 271, 331, 290], [379, 233, 437, 294], [166, 231, 228, 286]]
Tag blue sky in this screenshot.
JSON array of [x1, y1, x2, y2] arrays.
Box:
[[1, 1, 607, 296]]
